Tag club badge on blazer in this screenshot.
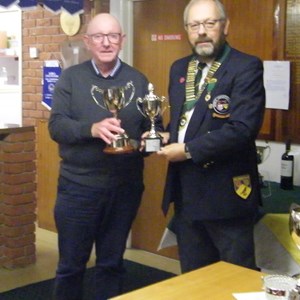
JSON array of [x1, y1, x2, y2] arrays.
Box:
[[233, 174, 252, 199], [211, 94, 230, 118]]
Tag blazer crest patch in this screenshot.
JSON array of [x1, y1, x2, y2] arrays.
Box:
[[212, 94, 230, 118], [233, 174, 252, 200]]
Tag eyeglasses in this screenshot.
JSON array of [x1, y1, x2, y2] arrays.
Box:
[[185, 19, 224, 32], [87, 33, 122, 44]]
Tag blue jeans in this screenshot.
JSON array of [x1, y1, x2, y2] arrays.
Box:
[[53, 176, 143, 300]]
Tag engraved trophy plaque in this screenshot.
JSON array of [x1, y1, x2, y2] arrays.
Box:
[[136, 83, 167, 152], [91, 82, 135, 154]]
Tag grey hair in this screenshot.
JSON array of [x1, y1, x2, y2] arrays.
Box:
[[183, 0, 227, 25]]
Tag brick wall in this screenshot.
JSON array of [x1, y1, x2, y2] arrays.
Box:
[[0, 127, 36, 268], [0, 0, 109, 268], [21, 0, 109, 127]]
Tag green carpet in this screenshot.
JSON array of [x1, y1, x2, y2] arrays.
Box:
[[0, 260, 175, 300], [261, 181, 300, 213]]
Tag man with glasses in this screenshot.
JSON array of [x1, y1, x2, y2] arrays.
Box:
[[49, 13, 161, 300], [158, 0, 265, 272]]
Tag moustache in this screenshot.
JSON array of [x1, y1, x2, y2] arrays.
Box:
[[195, 39, 212, 44]]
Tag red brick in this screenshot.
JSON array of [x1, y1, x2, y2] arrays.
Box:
[[2, 152, 36, 163], [3, 203, 36, 216], [1, 173, 35, 185], [3, 192, 35, 205], [4, 214, 36, 227], [1, 182, 35, 195], [4, 224, 35, 238], [5, 234, 35, 248], [4, 246, 25, 259]]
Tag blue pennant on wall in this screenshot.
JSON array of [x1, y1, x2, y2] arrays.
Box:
[[62, 0, 83, 15], [0, 0, 83, 14], [0, 0, 18, 7], [43, 0, 61, 13], [18, 0, 37, 9]]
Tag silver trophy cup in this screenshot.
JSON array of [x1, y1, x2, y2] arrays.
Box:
[[136, 83, 167, 152], [91, 82, 135, 154], [289, 204, 300, 299], [290, 205, 300, 251], [256, 145, 271, 187]]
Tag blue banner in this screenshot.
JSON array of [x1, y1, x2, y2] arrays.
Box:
[[18, 0, 37, 10], [0, 0, 17, 7], [43, 0, 62, 13], [42, 63, 61, 110], [62, 0, 83, 15], [0, 0, 83, 14]]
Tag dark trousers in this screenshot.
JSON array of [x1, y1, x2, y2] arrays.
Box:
[[53, 176, 143, 300], [175, 214, 257, 273]]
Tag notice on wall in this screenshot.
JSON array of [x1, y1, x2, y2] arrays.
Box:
[[263, 61, 290, 110], [151, 34, 182, 42], [42, 60, 61, 110]]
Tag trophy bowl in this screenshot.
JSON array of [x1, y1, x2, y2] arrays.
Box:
[[91, 82, 135, 154], [136, 83, 167, 152]]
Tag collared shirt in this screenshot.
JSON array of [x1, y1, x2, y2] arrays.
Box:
[[91, 58, 121, 78]]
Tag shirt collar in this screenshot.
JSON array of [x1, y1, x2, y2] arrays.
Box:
[[91, 58, 121, 78]]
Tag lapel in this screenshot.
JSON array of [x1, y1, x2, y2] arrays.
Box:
[[184, 58, 230, 141], [170, 57, 190, 140]]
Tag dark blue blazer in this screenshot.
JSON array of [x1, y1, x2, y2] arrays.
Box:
[[162, 45, 266, 221]]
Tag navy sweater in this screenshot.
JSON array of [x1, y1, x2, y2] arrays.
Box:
[[49, 60, 160, 188]]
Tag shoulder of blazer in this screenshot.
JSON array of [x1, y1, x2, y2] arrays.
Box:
[[225, 47, 263, 66], [171, 55, 193, 72]]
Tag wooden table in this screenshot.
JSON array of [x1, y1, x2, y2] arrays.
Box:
[[112, 261, 263, 299]]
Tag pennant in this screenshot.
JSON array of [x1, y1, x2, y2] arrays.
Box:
[[42, 60, 61, 110], [43, 0, 62, 14], [0, 0, 18, 7], [62, 0, 83, 15], [18, 0, 37, 10]]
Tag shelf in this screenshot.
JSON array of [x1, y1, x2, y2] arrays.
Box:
[[0, 53, 19, 59]]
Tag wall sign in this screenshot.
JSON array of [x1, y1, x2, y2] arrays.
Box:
[[151, 34, 182, 42]]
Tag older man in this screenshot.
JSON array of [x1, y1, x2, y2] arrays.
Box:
[[158, 0, 265, 272], [49, 13, 160, 300]]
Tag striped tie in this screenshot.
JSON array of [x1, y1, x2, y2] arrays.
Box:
[[194, 62, 206, 95]]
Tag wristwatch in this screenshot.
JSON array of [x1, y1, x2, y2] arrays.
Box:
[[184, 144, 192, 159]]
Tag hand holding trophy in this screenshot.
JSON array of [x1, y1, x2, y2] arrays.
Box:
[[91, 82, 135, 154], [136, 83, 167, 152]]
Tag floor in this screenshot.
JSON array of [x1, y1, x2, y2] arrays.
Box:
[[0, 227, 181, 293]]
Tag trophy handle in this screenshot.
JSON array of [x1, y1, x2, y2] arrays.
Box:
[[91, 85, 106, 110], [160, 96, 168, 116], [136, 97, 147, 118], [123, 81, 135, 108]]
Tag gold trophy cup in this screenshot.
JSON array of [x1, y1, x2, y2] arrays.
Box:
[[91, 82, 135, 154], [136, 83, 167, 152]]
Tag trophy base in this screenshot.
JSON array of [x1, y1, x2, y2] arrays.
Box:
[[103, 135, 135, 155], [145, 137, 162, 152]]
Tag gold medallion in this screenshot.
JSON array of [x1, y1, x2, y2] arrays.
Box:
[[205, 94, 211, 101]]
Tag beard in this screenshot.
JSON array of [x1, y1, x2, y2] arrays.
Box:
[[192, 36, 226, 60]]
